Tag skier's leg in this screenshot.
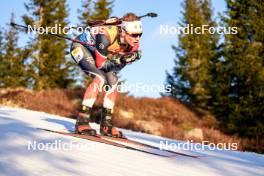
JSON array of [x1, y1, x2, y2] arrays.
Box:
[[103, 72, 118, 110], [100, 72, 123, 138], [71, 43, 106, 135], [79, 59, 106, 108]]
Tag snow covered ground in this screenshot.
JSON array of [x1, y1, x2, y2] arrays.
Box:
[[0, 105, 263, 176]]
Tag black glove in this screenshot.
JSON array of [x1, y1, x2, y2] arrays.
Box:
[[108, 50, 142, 65], [110, 54, 124, 65], [121, 50, 142, 64]]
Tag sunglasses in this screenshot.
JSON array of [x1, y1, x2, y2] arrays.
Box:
[[127, 33, 143, 38]]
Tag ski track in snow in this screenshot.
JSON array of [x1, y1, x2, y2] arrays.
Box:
[[0, 105, 264, 176]]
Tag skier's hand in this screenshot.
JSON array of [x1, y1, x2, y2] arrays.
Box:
[[121, 50, 142, 64], [108, 50, 142, 65], [109, 54, 124, 65]]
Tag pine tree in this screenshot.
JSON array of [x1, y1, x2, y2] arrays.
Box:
[[22, 0, 75, 90], [0, 13, 28, 88], [165, 0, 219, 108], [216, 0, 264, 144]]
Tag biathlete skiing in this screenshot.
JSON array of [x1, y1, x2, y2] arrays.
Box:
[[70, 13, 143, 138]]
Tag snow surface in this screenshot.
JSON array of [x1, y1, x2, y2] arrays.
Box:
[[0, 105, 264, 176]]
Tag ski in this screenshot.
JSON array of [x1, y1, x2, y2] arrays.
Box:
[[67, 130, 199, 158], [99, 135, 201, 158], [38, 128, 177, 158]]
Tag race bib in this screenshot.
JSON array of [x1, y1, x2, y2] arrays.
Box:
[[71, 47, 83, 63]]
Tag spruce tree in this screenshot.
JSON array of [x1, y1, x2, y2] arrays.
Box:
[[216, 0, 264, 144], [165, 0, 219, 108], [78, 0, 93, 25], [23, 0, 75, 90], [0, 28, 5, 87], [78, 0, 114, 25], [92, 0, 114, 20], [0, 29, 3, 56], [0, 13, 28, 88]]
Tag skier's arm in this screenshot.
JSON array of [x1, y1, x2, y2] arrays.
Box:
[[94, 34, 141, 71], [95, 34, 121, 70]]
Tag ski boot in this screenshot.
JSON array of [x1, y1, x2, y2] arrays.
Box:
[[100, 108, 123, 138], [75, 105, 97, 136]]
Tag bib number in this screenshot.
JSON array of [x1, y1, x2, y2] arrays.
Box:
[[71, 47, 83, 63]]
